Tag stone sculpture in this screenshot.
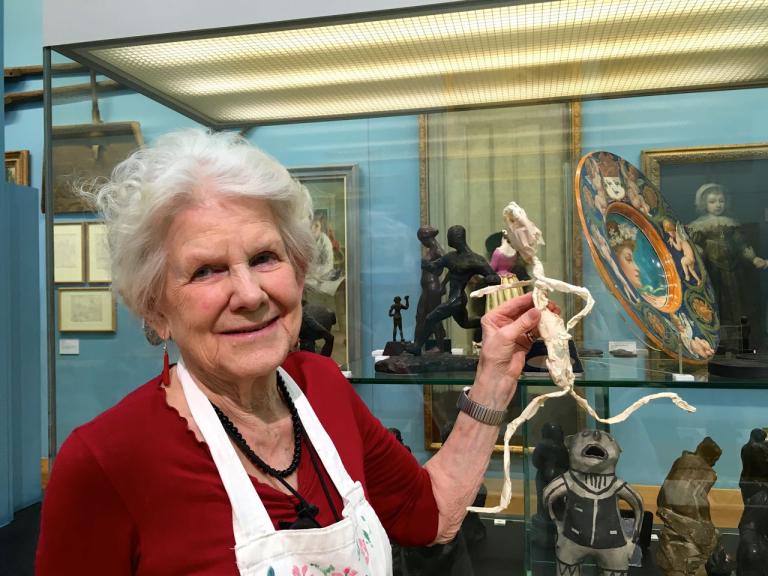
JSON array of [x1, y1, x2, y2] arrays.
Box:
[[655, 437, 722, 576]]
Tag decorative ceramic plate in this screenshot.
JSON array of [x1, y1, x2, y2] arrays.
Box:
[[575, 151, 719, 363]]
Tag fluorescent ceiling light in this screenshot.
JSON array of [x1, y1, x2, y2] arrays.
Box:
[[63, 0, 768, 126]]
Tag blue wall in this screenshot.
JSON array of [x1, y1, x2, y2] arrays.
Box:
[[4, 0, 768, 507], [581, 89, 768, 487]]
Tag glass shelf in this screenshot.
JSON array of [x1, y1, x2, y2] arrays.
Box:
[[347, 356, 768, 389]]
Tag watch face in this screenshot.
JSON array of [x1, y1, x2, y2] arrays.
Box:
[[575, 151, 719, 363]]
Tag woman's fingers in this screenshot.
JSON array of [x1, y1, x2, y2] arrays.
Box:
[[481, 293, 534, 329], [499, 307, 541, 350]]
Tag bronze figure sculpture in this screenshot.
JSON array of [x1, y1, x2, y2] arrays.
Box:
[[415, 225, 448, 351], [388, 295, 410, 343], [407, 225, 499, 355]]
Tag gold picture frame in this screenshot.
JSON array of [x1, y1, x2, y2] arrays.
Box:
[[641, 143, 768, 188], [53, 222, 85, 283], [5, 150, 30, 186], [58, 287, 116, 332], [289, 165, 360, 369], [86, 222, 112, 283], [641, 142, 768, 349]]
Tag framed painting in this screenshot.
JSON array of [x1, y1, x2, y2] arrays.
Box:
[[6, 150, 30, 185], [641, 143, 768, 350], [53, 222, 85, 283], [50, 121, 143, 213], [86, 222, 112, 283], [289, 165, 360, 369], [58, 287, 116, 332]]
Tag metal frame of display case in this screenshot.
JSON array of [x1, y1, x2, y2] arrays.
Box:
[[42, 3, 768, 572]]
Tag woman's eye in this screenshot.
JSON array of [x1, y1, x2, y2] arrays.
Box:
[[191, 265, 215, 280], [250, 252, 278, 267]]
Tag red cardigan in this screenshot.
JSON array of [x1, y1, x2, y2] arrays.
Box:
[[36, 352, 438, 575]]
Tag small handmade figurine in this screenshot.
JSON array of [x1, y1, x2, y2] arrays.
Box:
[[298, 300, 336, 357], [737, 429, 768, 574], [407, 225, 500, 355], [388, 295, 410, 343], [655, 437, 722, 576], [415, 226, 447, 351], [543, 430, 643, 575], [468, 201, 695, 515]]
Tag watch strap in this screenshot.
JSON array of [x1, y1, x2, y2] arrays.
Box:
[[456, 386, 506, 426]]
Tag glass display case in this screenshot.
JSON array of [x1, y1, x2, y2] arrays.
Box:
[[43, 0, 768, 573]]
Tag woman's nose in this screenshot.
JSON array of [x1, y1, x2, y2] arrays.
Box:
[[229, 267, 267, 310]]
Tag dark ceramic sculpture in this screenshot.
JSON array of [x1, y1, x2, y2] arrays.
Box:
[[408, 225, 499, 355], [543, 429, 643, 575], [741, 429, 768, 502], [298, 300, 336, 357], [737, 429, 768, 575], [388, 295, 410, 342], [656, 437, 722, 576], [415, 225, 447, 351], [531, 423, 570, 548]]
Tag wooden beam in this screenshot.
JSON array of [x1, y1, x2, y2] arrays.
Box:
[[5, 63, 88, 79], [5, 80, 123, 108]]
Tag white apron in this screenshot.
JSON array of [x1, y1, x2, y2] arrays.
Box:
[[176, 360, 393, 576]]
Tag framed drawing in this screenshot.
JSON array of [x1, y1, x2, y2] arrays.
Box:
[[641, 143, 768, 350], [289, 165, 360, 369], [51, 121, 143, 213], [423, 383, 584, 453], [86, 222, 112, 283], [58, 287, 116, 332], [53, 222, 85, 283], [5, 150, 30, 185]]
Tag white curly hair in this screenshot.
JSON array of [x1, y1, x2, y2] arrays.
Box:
[[80, 128, 315, 318]]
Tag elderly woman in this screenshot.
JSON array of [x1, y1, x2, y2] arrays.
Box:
[[36, 129, 542, 575]]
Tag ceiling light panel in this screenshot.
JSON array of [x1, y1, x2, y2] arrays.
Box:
[[71, 0, 768, 125]]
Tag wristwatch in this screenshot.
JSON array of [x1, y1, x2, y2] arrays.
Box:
[[456, 387, 506, 426]]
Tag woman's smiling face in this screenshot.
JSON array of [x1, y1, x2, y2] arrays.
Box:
[[152, 195, 303, 386]]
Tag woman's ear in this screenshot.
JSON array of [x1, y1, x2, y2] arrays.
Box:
[[145, 299, 171, 341]]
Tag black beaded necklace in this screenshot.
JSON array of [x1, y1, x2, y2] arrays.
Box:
[[211, 372, 341, 529], [211, 372, 301, 479]]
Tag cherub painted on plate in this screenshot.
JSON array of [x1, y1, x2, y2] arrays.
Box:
[[672, 311, 715, 359], [621, 162, 651, 216], [662, 218, 701, 285], [586, 157, 609, 215]]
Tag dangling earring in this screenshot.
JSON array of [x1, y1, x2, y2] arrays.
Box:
[[161, 340, 170, 387]]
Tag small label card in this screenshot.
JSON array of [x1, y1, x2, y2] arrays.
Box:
[[609, 340, 637, 354], [59, 339, 80, 355]]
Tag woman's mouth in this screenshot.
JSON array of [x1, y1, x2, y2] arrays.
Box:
[[221, 318, 277, 336]]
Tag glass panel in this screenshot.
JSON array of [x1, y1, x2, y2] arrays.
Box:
[[45, 14, 768, 573], [48, 52, 205, 452]]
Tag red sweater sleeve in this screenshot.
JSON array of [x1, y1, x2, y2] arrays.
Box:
[[36, 430, 138, 576], [347, 387, 439, 546]]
